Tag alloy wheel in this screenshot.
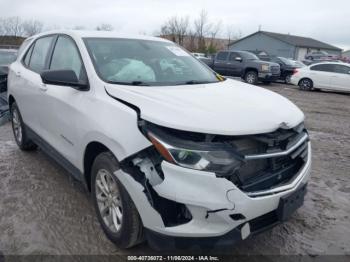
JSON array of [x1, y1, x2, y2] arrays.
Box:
[[300, 79, 312, 90], [246, 73, 256, 84], [95, 169, 123, 233], [12, 109, 22, 143]]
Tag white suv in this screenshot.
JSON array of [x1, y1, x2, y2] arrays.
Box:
[[8, 31, 311, 249]]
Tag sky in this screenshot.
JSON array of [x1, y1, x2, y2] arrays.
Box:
[[0, 0, 349, 50]]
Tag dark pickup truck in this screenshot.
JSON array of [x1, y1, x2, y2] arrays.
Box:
[[200, 50, 280, 84]]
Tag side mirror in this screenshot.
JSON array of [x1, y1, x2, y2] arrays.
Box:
[[235, 57, 242, 62], [40, 70, 88, 90]]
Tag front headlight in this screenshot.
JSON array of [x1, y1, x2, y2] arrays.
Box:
[[261, 64, 270, 72], [148, 132, 243, 175]]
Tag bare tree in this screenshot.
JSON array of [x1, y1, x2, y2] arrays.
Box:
[[96, 23, 114, 31], [22, 19, 43, 36], [226, 25, 241, 49], [194, 10, 212, 52], [1, 16, 24, 37], [160, 15, 189, 45]]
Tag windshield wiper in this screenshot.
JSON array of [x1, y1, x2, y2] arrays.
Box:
[[179, 80, 217, 85], [107, 80, 150, 86]]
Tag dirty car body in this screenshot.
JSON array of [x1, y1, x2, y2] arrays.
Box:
[[7, 30, 311, 249]]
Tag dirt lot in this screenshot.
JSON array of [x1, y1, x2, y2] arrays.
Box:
[[0, 83, 349, 257]]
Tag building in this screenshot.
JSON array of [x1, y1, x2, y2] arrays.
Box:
[[0, 35, 25, 49], [228, 31, 342, 60]]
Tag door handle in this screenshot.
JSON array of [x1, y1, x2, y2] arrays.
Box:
[[15, 71, 21, 77], [39, 83, 48, 92]]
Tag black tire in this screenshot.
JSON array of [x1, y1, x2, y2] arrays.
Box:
[[244, 71, 258, 85], [10, 102, 37, 151], [91, 152, 144, 248], [298, 78, 313, 91], [285, 74, 292, 84]]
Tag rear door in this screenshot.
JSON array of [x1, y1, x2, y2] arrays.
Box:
[[330, 64, 350, 91], [12, 35, 55, 134], [213, 51, 229, 75]]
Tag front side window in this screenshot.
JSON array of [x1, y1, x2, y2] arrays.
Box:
[[333, 64, 350, 75], [29, 36, 54, 73], [50, 36, 85, 81], [84, 38, 218, 86], [229, 52, 241, 61]]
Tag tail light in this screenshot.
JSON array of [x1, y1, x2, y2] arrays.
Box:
[[293, 69, 299, 75]]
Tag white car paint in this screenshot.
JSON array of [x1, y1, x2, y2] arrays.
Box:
[[291, 62, 350, 92], [8, 30, 311, 247]]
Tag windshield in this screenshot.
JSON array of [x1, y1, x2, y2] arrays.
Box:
[[278, 57, 295, 66], [0, 51, 17, 65], [240, 52, 259, 60], [84, 38, 219, 86]]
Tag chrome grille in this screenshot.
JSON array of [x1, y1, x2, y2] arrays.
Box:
[[227, 123, 309, 193]]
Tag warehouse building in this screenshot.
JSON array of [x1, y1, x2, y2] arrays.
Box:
[[229, 31, 342, 60]]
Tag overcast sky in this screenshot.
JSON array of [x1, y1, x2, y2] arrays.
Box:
[[1, 0, 349, 50]]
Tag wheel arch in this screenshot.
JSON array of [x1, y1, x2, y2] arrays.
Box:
[[298, 77, 314, 87], [244, 67, 258, 76], [8, 95, 15, 110], [83, 141, 115, 192]]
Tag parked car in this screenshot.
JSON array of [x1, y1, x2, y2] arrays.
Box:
[[202, 50, 280, 84], [305, 51, 338, 61], [8, 30, 311, 250], [0, 49, 17, 92], [268, 57, 304, 83], [291, 62, 350, 92]]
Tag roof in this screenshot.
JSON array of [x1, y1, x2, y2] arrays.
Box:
[[32, 30, 171, 43], [230, 31, 342, 51]]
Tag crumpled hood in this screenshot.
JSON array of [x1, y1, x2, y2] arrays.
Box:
[[105, 79, 304, 135]]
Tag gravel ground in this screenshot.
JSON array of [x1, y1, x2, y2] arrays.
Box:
[[0, 83, 349, 257]]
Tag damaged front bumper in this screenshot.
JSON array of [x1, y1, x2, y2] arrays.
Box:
[[114, 142, 311, 248]]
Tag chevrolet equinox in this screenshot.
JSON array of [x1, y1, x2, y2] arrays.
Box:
[[7, 31, 311, 249]]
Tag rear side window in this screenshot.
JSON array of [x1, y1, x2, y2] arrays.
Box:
[[29, 36, 54, 73], [50, 36, 85, 81], [310, 64, 334, 72], [216, 52, 229, 61]]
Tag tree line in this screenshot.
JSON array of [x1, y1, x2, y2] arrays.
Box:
[[159, 10, 241, 54], [0, 16, 114, 38]]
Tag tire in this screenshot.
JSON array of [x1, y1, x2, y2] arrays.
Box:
[[298, 78, 313, 91], [10, 102, 37, 151], [244, 71, 258, 85], [285, 74, 292, 84], [91, 152, 144, 248]]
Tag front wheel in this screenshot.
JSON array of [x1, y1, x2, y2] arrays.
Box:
[[299, 78, 313, 91], [91, 152, 144, 248], [244, 71, 258, 85]]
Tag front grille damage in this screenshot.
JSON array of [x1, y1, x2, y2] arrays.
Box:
[[140, 121, 309, 194], [222, 123, 309, 192], [120, 121, 308, 227]]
